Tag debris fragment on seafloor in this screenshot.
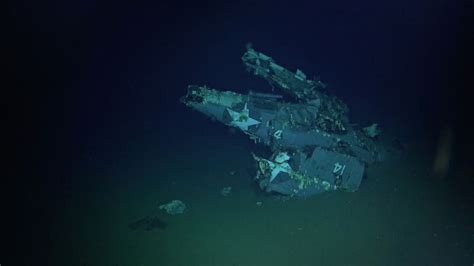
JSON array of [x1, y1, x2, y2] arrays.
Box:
[[362, 123, 382, 139], [159, 200, 187, 215], [220, 186, 232, 196]]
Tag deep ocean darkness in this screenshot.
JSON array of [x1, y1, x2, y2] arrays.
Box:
[[9, 0, 474, 265]]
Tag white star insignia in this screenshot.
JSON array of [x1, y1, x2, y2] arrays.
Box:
[[226, 103, 261, 131]]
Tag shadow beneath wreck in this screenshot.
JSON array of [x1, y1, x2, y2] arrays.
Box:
[[128, 215, 167, 231]]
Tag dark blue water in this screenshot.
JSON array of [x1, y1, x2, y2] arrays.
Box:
[[10, 0, 473, 265]]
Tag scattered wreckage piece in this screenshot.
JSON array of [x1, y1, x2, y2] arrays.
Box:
[[181, 45, 386, 197], [159, 200, 187, 215], [220, 186, 232, 196]]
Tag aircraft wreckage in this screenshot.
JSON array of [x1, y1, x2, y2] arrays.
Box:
[[181, 45, 386, 197]]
